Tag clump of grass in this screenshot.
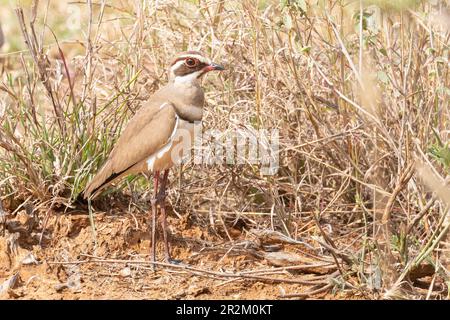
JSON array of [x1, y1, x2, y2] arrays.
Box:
[[0, 0, 449, 299]]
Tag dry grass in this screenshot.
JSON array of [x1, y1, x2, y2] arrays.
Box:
[[0, 0, 449, 299]]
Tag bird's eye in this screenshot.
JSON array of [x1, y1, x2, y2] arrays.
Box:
[[185, 58, 197, 67]]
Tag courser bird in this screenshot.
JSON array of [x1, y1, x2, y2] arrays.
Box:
[[83, 51, 224, 263]]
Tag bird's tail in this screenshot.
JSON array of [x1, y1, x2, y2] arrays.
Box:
[[83, 162, 115, 200], [83, 161, 136, 200]]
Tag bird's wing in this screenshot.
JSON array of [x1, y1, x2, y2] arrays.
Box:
[[83, 99, 177, 199]]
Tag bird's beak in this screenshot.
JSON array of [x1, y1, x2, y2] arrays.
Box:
[[204, 62, 225, 72]]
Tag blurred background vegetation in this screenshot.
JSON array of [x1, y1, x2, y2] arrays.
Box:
[[0, 0, 449, 298]]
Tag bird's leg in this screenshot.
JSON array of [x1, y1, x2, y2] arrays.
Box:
[[151, 171, 160, 269], [157, 170, 173, 263]]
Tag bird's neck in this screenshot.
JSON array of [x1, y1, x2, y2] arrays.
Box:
[[173, 104, 203, 123], [160, 83, 205, 123], [170, 72, 202, 86]]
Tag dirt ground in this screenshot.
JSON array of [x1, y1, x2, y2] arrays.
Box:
[[0, 205, 355, 300]]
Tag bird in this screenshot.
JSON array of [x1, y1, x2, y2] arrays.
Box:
[[83, 51, 224, 264]]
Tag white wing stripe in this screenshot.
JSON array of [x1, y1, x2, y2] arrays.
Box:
[[147, 107, 179, 171]]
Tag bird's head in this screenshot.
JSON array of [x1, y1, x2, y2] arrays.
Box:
[[168, 51, 224, 85]]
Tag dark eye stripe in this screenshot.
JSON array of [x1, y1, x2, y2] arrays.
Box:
[[173, 61, 209, 77]]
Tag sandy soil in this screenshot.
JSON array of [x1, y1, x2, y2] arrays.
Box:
[[0, 206, 353, 300]]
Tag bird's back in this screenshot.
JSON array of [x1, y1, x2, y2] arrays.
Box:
[[83, 86, 179, 199]]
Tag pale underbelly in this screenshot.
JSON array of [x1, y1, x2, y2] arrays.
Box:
[[146, 120, 194, 172]]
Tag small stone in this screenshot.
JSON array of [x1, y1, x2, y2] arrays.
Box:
[[21, 252, 38, 265], [55, 283, 69, 293], [264, 251, 303, 267], [119, 267, 132, 278], [0, 273, 20, 295]]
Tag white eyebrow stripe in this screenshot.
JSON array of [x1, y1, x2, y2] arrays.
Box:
[[170, 60, 185, 72], [177, 54, 210, 65]]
